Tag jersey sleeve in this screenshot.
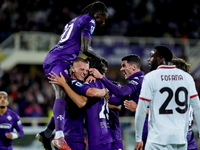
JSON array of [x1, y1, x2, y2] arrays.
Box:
[[135, 98, 149, 142], [70, 80, 91, 96], [101, 77, 138, 98], [139, 75, 152, 101], [13, 115, 24, 138], [80, 15, 96, 39]]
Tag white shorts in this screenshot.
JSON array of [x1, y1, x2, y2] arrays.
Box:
[[145, 142, 187, 150]]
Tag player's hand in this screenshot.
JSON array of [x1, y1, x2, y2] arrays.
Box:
[[48, 72, 67, 87], [5, 132, 13, 139], [109, 104, 122, 111], [85, 75, 96, 83], [135, 141, 143, 150], [89, 68, 103, 79], [124, 100, 137, 112]]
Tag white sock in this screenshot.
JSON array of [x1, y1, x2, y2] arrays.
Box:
[[44, 127, 53, 138], [54, 131, 64, 139]]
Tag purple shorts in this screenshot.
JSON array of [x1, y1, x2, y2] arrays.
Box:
[[43, 61, 71, 77], [111, 141, 123, 150]]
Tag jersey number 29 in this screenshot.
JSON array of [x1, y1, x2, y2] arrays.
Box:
[[159, 87, 188, 114]]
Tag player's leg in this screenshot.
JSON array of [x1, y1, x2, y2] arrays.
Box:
[[35, 117, 54, 150], [36, 61, 71, 150], [50, 62, 72, 150]]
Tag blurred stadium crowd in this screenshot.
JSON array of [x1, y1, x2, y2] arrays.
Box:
[[0, 0, 200, 119], [0, 0, 200, 43]]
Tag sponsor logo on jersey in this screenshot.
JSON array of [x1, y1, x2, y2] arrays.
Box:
[[75, 82, 83, 87], [0, 123, 12, 129], [129, 80, 138, 85], [90, 26, 95, 34], [7, 115, 12, 121], [134, 77, 139, 80], [57, 115, 64, 121]]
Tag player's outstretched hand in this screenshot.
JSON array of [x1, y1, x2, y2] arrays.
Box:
[[124, 100, 137, 112], [48, 72, 67, 87], [135, 141, 143, 150]]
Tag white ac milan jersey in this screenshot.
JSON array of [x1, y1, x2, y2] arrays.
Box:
[[136, 65, 200, 145]]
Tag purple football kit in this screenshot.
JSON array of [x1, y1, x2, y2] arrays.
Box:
[[42, 13, 96, 135], [63, 77, 86, 150], [43, 13, 95, 77], [70, 79, 114, 150], [106, 81, 123, 150], [0, 109, 24, 150], [101, 71, 148, 144]]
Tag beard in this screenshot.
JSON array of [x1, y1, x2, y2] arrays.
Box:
[[150, 62, 159, 71]]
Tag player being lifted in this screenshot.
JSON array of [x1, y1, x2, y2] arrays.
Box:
[[36, 1, 108, 150]]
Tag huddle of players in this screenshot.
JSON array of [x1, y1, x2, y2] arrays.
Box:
[[48, 50, 200, 150]]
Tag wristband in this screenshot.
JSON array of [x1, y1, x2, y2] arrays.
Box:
[[11, 132, 18, 139]]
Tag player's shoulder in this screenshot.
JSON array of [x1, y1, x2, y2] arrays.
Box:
[[80, 14, 95, 25], [7, 109, 20, 118]]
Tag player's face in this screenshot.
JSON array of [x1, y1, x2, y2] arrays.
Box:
[[0, 93, 9, 107], [120, 60, 136, 79], [72, 61, 89, 81], [148, 49, 160, 71], [95, 12, 108, 27]]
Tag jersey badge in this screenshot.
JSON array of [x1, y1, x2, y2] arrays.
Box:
[[64, 69, 68, 75], [7, 115, 12, 121]]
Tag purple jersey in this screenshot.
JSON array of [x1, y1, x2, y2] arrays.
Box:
[[71, 79, 114, 148], [102, 71, 148, 143], [108, 81, 123, 149], [63, 78, 86, 144], [0, 109, 24, 150], [43, 13, 95, 65]]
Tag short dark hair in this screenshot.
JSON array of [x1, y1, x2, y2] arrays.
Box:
[[86, 56, 106, 74], [81, 1, 108, 17], [171, 58, 190, 73], [121, 54, 142, 69], [154, 45, 173, 62]]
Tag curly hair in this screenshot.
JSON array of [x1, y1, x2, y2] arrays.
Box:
[[81, 1, 108, 17], [171, 58, 190, 73], [86, 56, 106, 74]]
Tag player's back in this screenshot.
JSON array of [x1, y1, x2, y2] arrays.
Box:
[[85, 80, 114, 147], [43, 13, 96, 64], [146, 65, 196, 145]]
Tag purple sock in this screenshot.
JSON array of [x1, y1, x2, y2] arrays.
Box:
[[47, 116, 55, 131], [53, 99, 66, 131]]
